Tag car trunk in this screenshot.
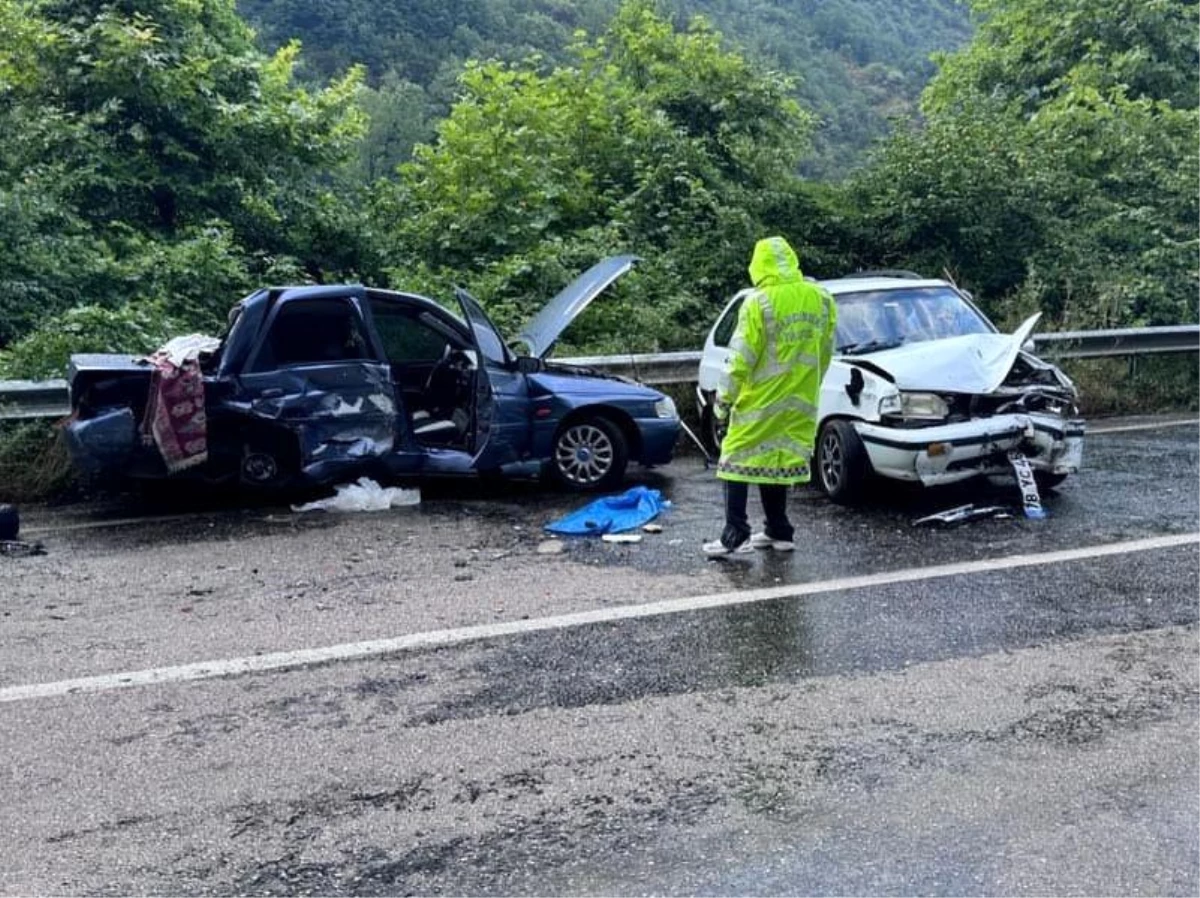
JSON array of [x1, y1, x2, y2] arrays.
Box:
[[68, 354, 156, 421]]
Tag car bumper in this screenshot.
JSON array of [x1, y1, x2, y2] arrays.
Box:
[[63, 408, 139, 476], [637, 417, 681, 466], [854, 413, 1086, 486]]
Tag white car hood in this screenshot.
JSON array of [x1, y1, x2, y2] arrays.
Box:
[[847, 313, 1043, 394]]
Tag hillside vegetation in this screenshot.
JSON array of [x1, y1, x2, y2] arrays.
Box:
[[235, 0, 974, 179], [0, 0, 1195, 381]]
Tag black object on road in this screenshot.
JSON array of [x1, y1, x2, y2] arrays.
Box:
[[0, 503, 18, 541]]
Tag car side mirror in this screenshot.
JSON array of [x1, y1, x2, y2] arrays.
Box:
[[1022, 338, 1036, 353], [514, 355, 543, 374]]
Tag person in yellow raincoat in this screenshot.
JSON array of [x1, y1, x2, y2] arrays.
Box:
[[703, 236, 837, 556]]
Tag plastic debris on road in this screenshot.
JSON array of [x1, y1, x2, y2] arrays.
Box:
[[601, 533, 642, 544], [1, 540, 46, 557], [545, 485, 670, 536], [913, 504, 1011, 527], [292, 477, 420, 513]]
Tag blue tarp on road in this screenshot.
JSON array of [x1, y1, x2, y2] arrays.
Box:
[[544, 485, 671, 536]]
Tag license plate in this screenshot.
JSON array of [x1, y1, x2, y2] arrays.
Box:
[[1008, 449, 1047, 519]]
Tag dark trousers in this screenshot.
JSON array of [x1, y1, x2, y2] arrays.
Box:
[[721, 481, 794, 548]]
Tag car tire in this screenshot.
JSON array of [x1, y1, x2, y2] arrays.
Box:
[[816, 419, 870, 504], [240, 430, 299, 490], [551, 415, 628, 492], [700, 396, 726, 457]]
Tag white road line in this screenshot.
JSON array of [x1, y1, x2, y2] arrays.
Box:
[[1089, 419, 1197, 434], [2, 532, 1196, 705]]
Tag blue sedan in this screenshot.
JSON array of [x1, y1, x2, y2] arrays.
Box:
[[64, 256, 681, 492]]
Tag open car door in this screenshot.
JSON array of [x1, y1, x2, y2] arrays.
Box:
[[453, 287, 522, 470]]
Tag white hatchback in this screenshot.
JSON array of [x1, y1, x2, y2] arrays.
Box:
[[696, 273, 1086, 503]]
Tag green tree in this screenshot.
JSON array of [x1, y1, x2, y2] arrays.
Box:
[[848, 0, 1198, 328], [0, 0, 370, 371], [372, 0, 816, 351]]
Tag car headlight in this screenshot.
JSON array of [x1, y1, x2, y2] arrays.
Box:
[[655, 396, 678, 419], [899, 392, 949, 420], [878, 393, 902, 416]]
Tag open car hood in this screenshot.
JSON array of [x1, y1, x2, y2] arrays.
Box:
[[512, 255, 639, 359], [848, 313, 1043, 394]]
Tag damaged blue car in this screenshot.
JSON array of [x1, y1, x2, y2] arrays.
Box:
[[64, 256, 680, 493]]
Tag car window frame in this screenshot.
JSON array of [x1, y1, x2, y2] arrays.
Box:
[[245, 294, 379, 373]]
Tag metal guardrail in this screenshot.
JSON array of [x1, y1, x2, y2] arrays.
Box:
[[1031, 325, 1200, 359], [0, 379, 71, 421], [1, 326, 1197, 420]]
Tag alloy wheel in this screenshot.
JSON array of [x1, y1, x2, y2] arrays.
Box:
[[554, 422, 616, 487]]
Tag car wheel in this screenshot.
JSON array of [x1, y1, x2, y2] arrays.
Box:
[[240, 432, 299, 489], [551, 415, 628, 492], [700, 397, 727, 457], [816, 419, 869, 504]]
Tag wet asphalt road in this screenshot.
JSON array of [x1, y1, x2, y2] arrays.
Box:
[[1, 416, 1197, 896]]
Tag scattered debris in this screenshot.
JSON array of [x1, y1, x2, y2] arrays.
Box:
[[545, 485, 670, 536], [292, 477, 420, 513], [536, 540, 566, 555], [642, 523, 663, 534], [1, 540, 46, 558], [913, 504, 1011, 527], [601, 533, 643, 544]]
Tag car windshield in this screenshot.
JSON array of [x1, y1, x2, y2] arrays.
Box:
[[834, 286, 993, 354]]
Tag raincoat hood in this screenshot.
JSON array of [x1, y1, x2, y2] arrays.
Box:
[[748, 236, 802, 288]]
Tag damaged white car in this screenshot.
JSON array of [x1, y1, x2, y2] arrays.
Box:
[[697, 273, 1085, 503]]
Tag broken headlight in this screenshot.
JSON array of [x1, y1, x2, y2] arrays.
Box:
[[655, 396, 678, 419], [898, 392, 950, 421]]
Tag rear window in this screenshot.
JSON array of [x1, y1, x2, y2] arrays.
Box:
[[712, 295, 746, 348]]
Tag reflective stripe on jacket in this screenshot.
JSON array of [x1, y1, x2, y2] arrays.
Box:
[[716, 236, 837, 485]]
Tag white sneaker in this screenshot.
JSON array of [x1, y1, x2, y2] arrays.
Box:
[[702, 538, 752, 557], [749, 532, 795, 551]]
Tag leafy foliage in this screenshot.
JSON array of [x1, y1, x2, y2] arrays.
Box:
[[846, 0, 1198, 329], [236, 0, 972, 180], [370, 0, 820, 352], [0, 0, 372, 373]]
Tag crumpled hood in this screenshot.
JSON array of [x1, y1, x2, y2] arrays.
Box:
[[847, 313, 1042, 394]]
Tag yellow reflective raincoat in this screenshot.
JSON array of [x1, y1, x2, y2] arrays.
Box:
[[716, 236, 837, 485]]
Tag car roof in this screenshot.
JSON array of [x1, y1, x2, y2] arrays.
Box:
[[819, 276, 954, 294]]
